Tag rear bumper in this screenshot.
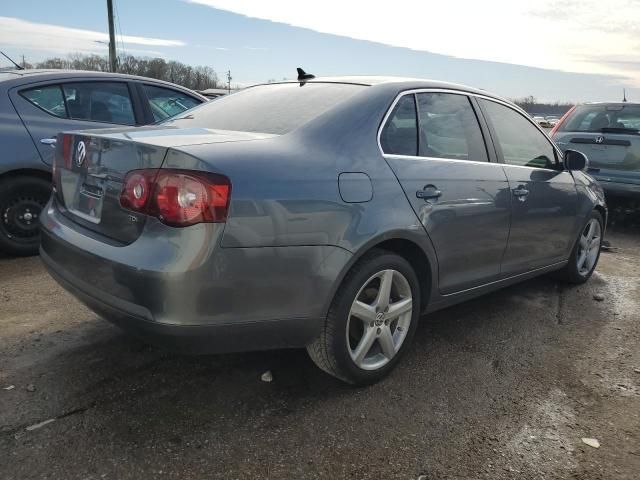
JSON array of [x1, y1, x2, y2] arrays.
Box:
[[39, 201, 352, 353]]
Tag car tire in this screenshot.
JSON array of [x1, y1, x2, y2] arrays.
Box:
[[307, 249, 421, 385], [0, 175, 51, 256], [555, 210, 604, 284]]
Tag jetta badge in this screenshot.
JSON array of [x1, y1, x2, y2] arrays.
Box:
[[75, 141, 87, 167], [595, 136, 604, 144]]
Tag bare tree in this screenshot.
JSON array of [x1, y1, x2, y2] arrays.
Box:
[[34, 53, 220, 90]]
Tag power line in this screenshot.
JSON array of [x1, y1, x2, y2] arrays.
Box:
[[113, 0, 126, 59]]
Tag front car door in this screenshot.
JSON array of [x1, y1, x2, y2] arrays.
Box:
[[10, 80, 140, 166], [380, 91, 512, 294], [477, 98, 579, 275]]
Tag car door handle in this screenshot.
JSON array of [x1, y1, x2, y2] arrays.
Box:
[[416, 186, 442, 200], [40, 137, 57, 147], [512, 187, 529, 201]]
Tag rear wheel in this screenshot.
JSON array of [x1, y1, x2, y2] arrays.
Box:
[[555, 210, 603, 284], [307, 250, 420, 385], [0, 175, 51, 256]]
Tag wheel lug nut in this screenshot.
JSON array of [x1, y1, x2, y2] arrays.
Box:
[[369, 321, 374, 327], [376, 327, 381, 334]]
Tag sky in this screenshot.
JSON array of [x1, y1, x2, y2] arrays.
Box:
[[1, 0, 639, 102]]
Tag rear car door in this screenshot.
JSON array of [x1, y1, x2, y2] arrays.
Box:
[[381, 91, 511, 294], [478, 98, 578, 275], [10, 80, 141, 166]]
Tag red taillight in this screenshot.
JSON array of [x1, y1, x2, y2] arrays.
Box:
[[549, 105, 576, 137], [120, 170, 155, 211], [120, 169, 231, 227]]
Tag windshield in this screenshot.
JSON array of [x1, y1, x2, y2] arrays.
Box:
[[560, 104, 640, 132], [163, 82, 367, 134]]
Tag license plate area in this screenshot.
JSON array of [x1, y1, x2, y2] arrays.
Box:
[[73, 183, 105, 223]]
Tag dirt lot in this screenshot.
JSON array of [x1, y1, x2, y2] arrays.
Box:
[[0, 227, 639, 480]]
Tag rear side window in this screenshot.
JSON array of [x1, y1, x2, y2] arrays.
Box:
[[165, 82, 366, 134], [21, 85, 67, 118], [416, 93, 488, 161], [380, 95, 418, 156], [62, 82, 135, 125], [480, 99, 556, 169], [143, 84, 201, 122], [561, 104, 640, 132]]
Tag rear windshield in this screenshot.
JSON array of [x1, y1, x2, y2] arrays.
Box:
[[163, 82, 366, 134], [560, 104, 640, 132]]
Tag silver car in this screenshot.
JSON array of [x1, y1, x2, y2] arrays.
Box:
[[0, 69, 206, 256], [551, 102, 640, 204], [40, 76, 606, 385]]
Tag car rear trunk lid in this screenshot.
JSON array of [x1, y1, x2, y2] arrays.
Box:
[[54, 127, 275, 244], [55, 132, 169, 244]]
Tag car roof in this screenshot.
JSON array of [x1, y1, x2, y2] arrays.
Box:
[[258, 75, 508, 103], [581, 102, 640, 107], [0, 69, 206, 99]]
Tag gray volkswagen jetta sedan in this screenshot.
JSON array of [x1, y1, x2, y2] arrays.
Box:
[[40, 76, 606, 384]]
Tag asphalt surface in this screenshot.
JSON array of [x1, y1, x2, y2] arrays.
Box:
[[0, 227, 639, 480]]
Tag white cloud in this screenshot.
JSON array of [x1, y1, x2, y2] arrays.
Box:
[[0, 17, 186, 57], [186, 0, 640, 84]]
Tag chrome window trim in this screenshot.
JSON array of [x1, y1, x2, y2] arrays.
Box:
[[382, 153, 503, 168], [377, 88, 564, 166]]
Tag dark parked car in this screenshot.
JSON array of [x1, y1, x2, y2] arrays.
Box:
[[0, 69, 206, 255], [551, 102, 640, 205], [40, 77, 606, 384]]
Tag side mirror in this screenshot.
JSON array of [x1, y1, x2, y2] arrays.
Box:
[[564, 149, 589, 171]]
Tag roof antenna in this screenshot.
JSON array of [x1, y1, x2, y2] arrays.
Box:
[[297, 67, 315, 82], [0, 51, 24, 70], [623, 88, 627, 103]]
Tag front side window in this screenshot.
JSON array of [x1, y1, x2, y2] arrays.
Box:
[[143, 84, 201, 122], [62, 82, 135, 125], [21, 85, 67, 118], [380, 95, 418, 156], [480, 99, 556, 169], [416, 93, 488, 161]]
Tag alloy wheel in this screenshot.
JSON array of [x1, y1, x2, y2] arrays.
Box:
[[577, 218, 601, 276], [346, 269, 413, 370]]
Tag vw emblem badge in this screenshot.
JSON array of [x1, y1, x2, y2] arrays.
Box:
[[75, 141, 87, 167], [595, 136, 604, 144]]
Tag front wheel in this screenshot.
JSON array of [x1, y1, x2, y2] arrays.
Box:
[[555, 210, 603, 284], [307, 250, 421, 385], [0, 175, 51, 256]]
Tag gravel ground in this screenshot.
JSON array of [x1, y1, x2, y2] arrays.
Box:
[[0, 228, 638, 479]]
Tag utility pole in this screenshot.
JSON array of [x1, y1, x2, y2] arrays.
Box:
[[106, 0, 117, 72], [227, 70, 232, 94], [21, 55, 25, 69]]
